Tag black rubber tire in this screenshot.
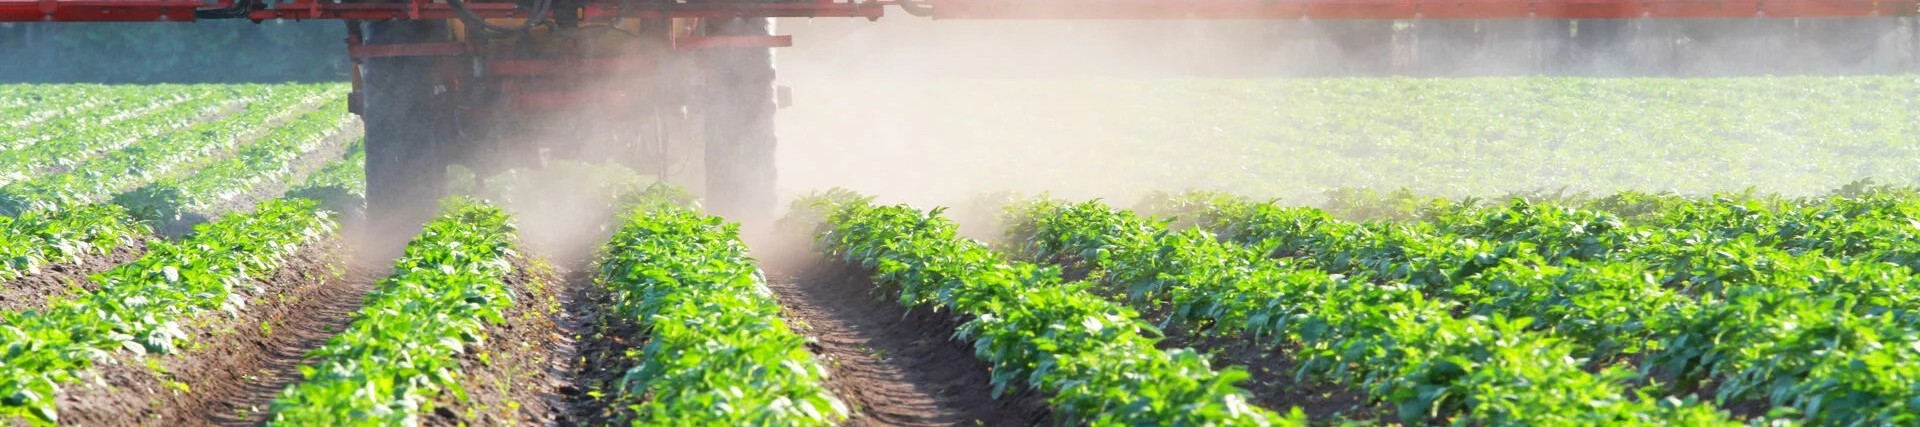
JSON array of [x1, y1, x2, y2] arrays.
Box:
[[361, 20, 454, 248], [700, 17, 779, 229]]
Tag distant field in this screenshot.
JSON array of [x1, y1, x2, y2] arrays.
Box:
[[779, 76, 1920, 205]]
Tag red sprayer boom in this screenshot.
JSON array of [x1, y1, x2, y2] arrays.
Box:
[[0, 0, 1912, 23]]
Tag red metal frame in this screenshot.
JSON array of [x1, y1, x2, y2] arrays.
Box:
[[347, 41, 468, 59], [674, 35, 793, 51], [0, 0, 1911, 23], [0, 0, 199, 22], [925, 0, 1917, 19]]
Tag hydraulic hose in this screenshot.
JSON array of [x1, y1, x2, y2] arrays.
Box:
[[194, 0, 259, 20]]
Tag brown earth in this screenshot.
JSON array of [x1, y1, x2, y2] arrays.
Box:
[[423, 254, 569, 426], [556, 269, 635, 426], [765, 260, 1052, 427], [52, 237, 353, 426], [201, 259, 384, 426], [0, 242, 149, 314]]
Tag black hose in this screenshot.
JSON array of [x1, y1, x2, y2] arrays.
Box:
[[194, 0, 259, 20], [447, 0, 553, 35]]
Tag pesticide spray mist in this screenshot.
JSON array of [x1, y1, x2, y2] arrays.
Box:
[[470, 15, 1919, 259]]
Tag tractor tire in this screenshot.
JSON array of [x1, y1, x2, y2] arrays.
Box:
[[700, 17, 779, 230], [361, 20, 454, 250]]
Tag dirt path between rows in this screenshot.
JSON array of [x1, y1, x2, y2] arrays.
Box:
[[53, 238, 364, 426], [764, 261, 1051, 427], [425, 254, 569, 427], [201, 256, 381, 426], [555, 270, 609, 426]]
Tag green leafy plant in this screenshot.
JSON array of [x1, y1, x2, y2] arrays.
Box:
[[0, 198, 335, 425], [596, 191, 846, 425], [795, 191, 1294, 426], [268, 198, 520, 425]]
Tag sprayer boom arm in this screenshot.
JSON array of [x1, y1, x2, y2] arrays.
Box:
[[0, 0, 1912, 23]]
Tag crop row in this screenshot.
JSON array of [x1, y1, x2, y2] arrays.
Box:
[[1005, 199, 1733, 425], [0, 84, 343, 215], [0, 88, 348, 287], [798, 190, 1295, 426], [0, 85, 118, 133], [595, 188, 846, 425], [268, 198, 523, 424], [0, 87, 231, 185], [1162, 193, 1920, 424], [0, 204, 147, 283], [115, 102, 354, 221], [0, 198, 337, 425]]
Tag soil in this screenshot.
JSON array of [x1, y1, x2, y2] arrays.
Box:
[[556, 269, 625, 426], [0, 242, 149, 313], [764, 260, 1052, 427], [52, 237, 356, 426], [423, 254, 570, 426]]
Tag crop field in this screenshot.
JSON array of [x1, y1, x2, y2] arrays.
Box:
[[781, 76, 1920, 204], [2, 79, 1920, 426]]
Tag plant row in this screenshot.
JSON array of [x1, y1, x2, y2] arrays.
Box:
[[0, 204, 148, 283], [268, 198, 523, 425], [798, 190, 1296, 426], [0, 86, 233, 185], [0, 84, 343, 215], [0, 84, 120, 137], [1004, 199, 1735, 426], [1166, 193, 1920, 425], [0, 198, 337, 425], [115, 102, 354, 221], [595, 189, 846, 425]]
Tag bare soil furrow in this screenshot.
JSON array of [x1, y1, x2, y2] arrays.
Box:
[[559, 269, 630, 426], [424, 254, 568, 426], [54, 238, 353, 426], [765, 261, 1050, 427]]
